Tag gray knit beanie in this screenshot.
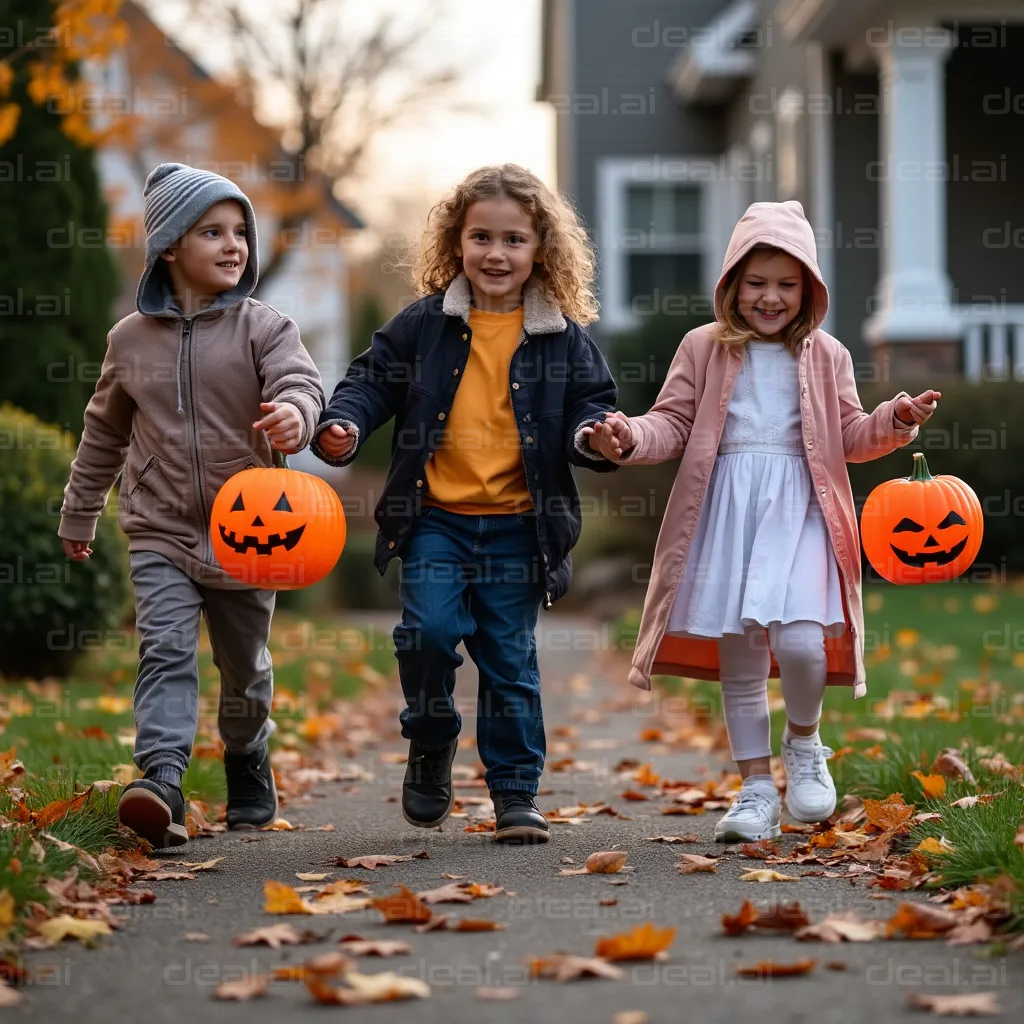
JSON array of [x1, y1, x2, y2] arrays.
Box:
[[135, 162, 259, 316]]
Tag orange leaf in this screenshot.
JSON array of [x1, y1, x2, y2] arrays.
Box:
[[451, 919, 505, 932], [32, 785, 94, 827], [620, 790, 650, 802], [722, 899, 759, 935], [735, 958, 816, 978], [886, 901, 958, 939], [371, 885, 432, 924], [594, 921, 676, 961], [264, 880, 313, 915], [863, 794, 915, 835], [911, 771, 947, 800], [634, 763, 660, 787]]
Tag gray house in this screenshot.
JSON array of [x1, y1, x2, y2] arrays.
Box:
[[539, 0, 1024, 380]]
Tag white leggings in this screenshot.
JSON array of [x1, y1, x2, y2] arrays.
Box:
[[718, 620, 827, 761]]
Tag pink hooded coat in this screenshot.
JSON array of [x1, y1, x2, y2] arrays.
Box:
[[615, 201, 919, 697]]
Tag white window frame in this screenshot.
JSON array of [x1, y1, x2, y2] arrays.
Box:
[[596, 156, 734, 332]]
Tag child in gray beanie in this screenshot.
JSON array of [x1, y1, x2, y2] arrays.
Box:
[[59, 162, 325, 848]]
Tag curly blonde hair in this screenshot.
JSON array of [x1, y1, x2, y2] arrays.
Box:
[[716, 245, 815, 355], [410, 164, 599, 325]]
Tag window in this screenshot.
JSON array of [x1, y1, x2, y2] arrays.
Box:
[[597, 158, 734, 331]]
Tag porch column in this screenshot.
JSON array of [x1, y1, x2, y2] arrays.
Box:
[[864, 25, 959, 377]]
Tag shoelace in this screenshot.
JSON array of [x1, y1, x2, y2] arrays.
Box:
[[231, 757, 270, 799], [497, 791, 538, 814], [409, 747, 451, 785], [729, 788, 775, 815], [786, 743, 835, 782]]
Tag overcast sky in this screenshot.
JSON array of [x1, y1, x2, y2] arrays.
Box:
[[148, 0, 556, 228]]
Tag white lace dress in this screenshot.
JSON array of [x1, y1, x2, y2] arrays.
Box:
[[666, 340, 846, 639]]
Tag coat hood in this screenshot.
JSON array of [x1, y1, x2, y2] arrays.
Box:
[[714, 200, 829, 333]]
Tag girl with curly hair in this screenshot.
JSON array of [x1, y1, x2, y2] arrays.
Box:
[[310, 164, 619, 843]]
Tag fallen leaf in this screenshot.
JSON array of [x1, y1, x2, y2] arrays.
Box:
[[795, 911, 887, 943], [740, 869, 798, 883], [863, 794, 915, 835], [296, 872, 330, 882], [906, 992, 1001, 1016], [344, 970, 430, 1001], [750, 902, 811, 932], [213, 975, 270, 1001], [735, 958, 816, 978], [594, 922, 676, 961], [476, 986, 521, 1000], [335, 852, 430, 870], [911, 772, 948, 800], [371, 885, 432, 924], [0, 979, 21, 1006], [930, 749, 976, 784], [585, 851, 628, 874], [462, 883, 504, 898], [264, 880, 313, 915], [917, 837, 954, 856], [416, 883, 475, 905], [184, 932, 210, 942], [273, 952, 351, 982], [613, 1014, 648, 1024], [634, 763, 659, 786], [234, 924, 309, 949], [529, 954, 624, 982], [339, 939, 412, 956], [34, 916, 113, 946], [722, 900, 760, 935], [32, 786, 94, 828], [463, 821, 496, 833], [738, 840, 782, 859], [645, 834, 700, 843], [620, 790, 650, 802], [453, 918, 505, 932], [887, 902, 959, 939], [677, 854, 718, 875]]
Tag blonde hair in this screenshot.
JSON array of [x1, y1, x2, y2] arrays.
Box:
[[410, 164, 599, 325], [715, 245, 815, 354]]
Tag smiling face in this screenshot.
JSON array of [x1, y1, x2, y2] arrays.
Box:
[[736, 249, 804, 338], [889, 511, 970, 568], [161, 199, 248, 313], [456, 195, 541, 312]]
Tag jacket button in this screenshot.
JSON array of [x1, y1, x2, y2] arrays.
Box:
[[806, 440, 813, 448], [525, 436, 533, 444], [453, 368, 459, 376], [437, 412, 445, 421], [461, 333, 468, 341], [512, 382, 519, 390], [524, 413, 531, 422], [416, 479, 423, 487], [819, 486, 826, 495], [426, 452, 433, 459], [388, 540, 396, 549]]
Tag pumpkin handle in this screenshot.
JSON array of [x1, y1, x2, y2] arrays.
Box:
[[910, 452, 934, 482], [272, 447, 290, 470]]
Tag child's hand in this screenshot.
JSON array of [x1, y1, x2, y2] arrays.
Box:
[[62, 539, 92, 561], [317, 424, 357, 459], [583, 411, 634, 459], [254, 402, 303, 453], [895, 389, 941, 427]]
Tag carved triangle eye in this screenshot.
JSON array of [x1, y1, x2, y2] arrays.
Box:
[[937, 511, 966, 529], [892, 517, 923, 533], [273, 491, 292, 512], [231, 493, 245, 511]]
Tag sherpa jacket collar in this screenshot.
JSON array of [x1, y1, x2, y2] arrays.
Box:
[[441, 272, 567, 335]]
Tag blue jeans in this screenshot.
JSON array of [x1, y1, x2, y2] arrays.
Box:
[[393, 507, 546, 794]]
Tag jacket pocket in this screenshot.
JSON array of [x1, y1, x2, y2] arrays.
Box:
[[125, 455, 200, 546], [205, 454, 261, 515]]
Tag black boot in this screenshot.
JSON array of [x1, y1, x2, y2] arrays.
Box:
[[402, 739, 458, 827], [225, 746, 278, 830], [492, 791, 550, 844], [118, 778, 189, 849]]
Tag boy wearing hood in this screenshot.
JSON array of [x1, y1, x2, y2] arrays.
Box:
[[58, 163, 324, 847]]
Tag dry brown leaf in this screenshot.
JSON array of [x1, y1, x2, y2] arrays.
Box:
[[613, 1014, 648, 1024], [634, 763, 659, 786], [945, 918, 994, 946], [345, 971, 431, 1001], [234, 924, 308, 949], [677, 854, 718, 875], [339, 939, 412, 956], [906, 992, 1001, 1016], [887, 902, 959, 939], [585, 851, 628, 874], [734, 958, 816, 978], [371, 885, 432, 924], [863, 794, 915, 835], [213, 975, 270, 1001], [740, 869, 798, 883], [476, 986, 521, 1000], [32, 786, 94, 828], [795, 910, 887, 943], [594, 922, 676, 961], [529, 954, 624, 982], [0, 980, 21, 1007], [462, 883, 504, 898], [645, 834, 700, 843], [296, 872, 329, 882], [451, 919, 505, 932], [750, 902, 811, 932], [722, 899, 760, 935], [184, 932, 211, 942], [416, 883, 474, 905], [738, 840, 782, 859], [273, 952, 351, 982], [34, 916, 113, 946], [335, 852, 429, 870], [620, 790, 650, 802], [930, 749, 976, 784]]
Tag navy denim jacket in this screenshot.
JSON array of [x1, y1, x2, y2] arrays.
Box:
[[310, 273, 619, 606]]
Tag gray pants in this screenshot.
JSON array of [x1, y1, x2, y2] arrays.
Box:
[[129, 550, 277, 776]]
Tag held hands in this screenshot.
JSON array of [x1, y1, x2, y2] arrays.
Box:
[[894, 389, 941, 427], [317, 423, 357, 459], [253, 402, 303, 454], [583, 410, 634, 460], [62, 539, 92, 561]]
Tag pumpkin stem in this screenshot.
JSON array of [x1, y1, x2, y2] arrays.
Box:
[[272, 448, 289, 470], [910, 452, 933, 482]]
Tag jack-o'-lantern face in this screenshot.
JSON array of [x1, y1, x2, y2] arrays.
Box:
[[210, 466, 346, 590], [861, 454, 983, 585]]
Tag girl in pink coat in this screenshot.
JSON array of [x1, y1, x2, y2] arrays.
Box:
[[586, 201, 939, 841]]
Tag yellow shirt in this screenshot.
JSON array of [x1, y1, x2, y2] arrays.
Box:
[[423, 306, 533, 514]]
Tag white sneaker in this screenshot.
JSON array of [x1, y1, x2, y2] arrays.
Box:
[[714, 783, 781, 842], [781, 733, 837, 823]]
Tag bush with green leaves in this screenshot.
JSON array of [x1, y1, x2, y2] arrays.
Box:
[[0, 402, 130, 678]]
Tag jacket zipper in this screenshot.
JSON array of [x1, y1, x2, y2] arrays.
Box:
[[507, 328, 551, 609], [181, 316, 212, 563]]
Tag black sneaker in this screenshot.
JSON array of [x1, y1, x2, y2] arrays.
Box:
[[225, 746, 279, 830], [402, 739, 458, 827], [118, 778, 189, 849], [492, 791, 550, 844]]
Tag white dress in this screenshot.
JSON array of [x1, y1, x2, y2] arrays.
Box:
[[666, 340, 846, 639]]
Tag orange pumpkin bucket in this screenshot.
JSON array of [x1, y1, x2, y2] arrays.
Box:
[[860, 452, 982, 585], [210, 449, 346, 590]]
